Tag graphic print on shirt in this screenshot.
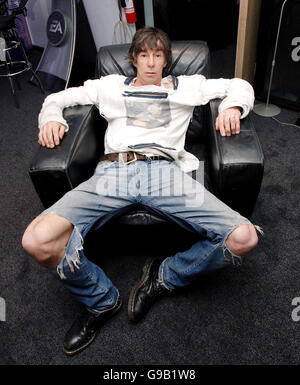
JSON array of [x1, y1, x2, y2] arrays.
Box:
[[123, 92, 171, 129]]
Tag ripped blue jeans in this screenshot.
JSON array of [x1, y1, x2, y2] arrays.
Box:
[[41, 158, 260, 314]]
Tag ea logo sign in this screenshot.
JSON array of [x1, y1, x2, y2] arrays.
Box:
[[47, 10, 67, 47], [49, 20, 63, 34], [291, 37, 300, 62]]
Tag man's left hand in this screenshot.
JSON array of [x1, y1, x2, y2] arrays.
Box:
[[216, 107, 241, 136]]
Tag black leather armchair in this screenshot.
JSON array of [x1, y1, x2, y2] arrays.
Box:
[[29, 41, 264, 223]]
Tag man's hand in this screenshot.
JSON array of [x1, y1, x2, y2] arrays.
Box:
[[38, 121, 67, 148], [216, 107, 241, 136]]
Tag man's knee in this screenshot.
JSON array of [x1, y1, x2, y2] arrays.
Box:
[[226, 224, 258, 256], [22, 214, 73, 267]]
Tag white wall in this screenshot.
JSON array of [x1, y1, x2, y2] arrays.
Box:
[[82, 0, 136, 50]]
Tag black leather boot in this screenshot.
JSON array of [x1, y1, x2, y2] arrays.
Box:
[[128, 257, 169, 322], [62, 296, 122, 356]]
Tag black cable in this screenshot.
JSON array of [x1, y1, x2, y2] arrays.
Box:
[[118, 0, 123, 21]]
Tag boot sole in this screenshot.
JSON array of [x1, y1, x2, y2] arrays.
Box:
[[128, 257, 156, 321], [62, 297, 123, 356]]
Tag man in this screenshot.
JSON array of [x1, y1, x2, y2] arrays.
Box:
[[22, 27, 260, 356]]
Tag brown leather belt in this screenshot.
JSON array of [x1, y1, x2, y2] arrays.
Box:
[[99, 151, 168, 165]]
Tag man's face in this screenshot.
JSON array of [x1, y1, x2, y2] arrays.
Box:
[[133, 41, 167, 87]]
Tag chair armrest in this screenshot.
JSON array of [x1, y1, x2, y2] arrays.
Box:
[[29, 104, 107, 208], [208, 99, 264, 218]]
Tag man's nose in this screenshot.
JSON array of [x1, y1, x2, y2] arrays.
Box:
[[147, 55, 154, 67]]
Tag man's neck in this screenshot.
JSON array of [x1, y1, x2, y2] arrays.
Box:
[[133, 79, 162, 87], [131, 76, 174, 90]]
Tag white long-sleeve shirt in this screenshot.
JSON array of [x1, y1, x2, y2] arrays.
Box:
[[38, 74, 254, 172]]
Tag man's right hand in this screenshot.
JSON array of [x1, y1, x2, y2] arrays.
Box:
[[38, 121, 67, 148]]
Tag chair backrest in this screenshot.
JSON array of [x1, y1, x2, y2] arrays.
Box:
[[96, 41, 211, 144]]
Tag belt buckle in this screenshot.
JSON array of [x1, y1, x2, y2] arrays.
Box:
[[121, 151, 137, 165]]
